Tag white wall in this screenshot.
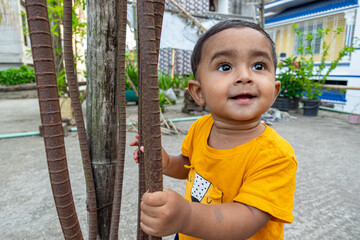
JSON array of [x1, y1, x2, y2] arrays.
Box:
[[342, 7, 360, 114], [0, 0, 32, 70], [218, 0, 229, 14]]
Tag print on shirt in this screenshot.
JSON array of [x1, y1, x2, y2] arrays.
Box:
[[191, 171, 211, 202], [185, 169, 223, 205]]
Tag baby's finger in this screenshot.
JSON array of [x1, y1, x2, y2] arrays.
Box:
[[134, 149, 139, 163], [129, 140, 139, 147]]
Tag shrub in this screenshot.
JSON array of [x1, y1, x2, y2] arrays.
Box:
[[292, 24, 355, 100], [158, 72, 173, 90], [277, 56, 304, 99], [0, 65, 35, 86]]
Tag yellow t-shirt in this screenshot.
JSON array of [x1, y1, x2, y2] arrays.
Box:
[[179, 115, 297, 240]]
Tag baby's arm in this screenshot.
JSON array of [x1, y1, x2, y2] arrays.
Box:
[[141, 189, 271, 239], [161, 149, 189, 179], [130, 134, 190, 179]]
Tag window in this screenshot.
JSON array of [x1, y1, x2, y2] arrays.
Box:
[[209, 0, 216, 12], [209, 0, 229, 14], [293, 20, 323, 55]]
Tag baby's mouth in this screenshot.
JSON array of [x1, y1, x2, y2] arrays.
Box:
[[231, 94, 255, 100], [230, 93, 256, 104]]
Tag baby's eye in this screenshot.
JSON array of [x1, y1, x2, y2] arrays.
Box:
[[252, 63, 265, 70], [218, 64, 232, 72]]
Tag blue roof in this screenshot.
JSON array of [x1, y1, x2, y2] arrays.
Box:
[[266, 0, 359, 25]]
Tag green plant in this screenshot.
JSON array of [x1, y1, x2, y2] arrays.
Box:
[[158, 72, 173, 90], [277, 56, 304, 99], [172, 74, 181, 89], [126, 51, 137, 65], [22, 0, 87, 96], [125, 63, 138, 90], [159, 90, 172, 110], [181, 73, 194, 89], [292, 24, 355, 100], [57, 68, 67, 96], [0, 65, 35, 86]]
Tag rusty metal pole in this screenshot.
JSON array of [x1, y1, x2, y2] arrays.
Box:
[[144, 0, 164, 195], [138, 1, 164, 240], [154, 0, 165, 55], [109, 0, 128, 239], [25, 0, 83, 239], [63, 0, 98, 239], [137, 0, 148, 238]]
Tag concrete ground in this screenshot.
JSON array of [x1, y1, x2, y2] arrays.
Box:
[[0, 97, 359, 239]]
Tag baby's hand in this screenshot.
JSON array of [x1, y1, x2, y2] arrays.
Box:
[[140, 189, 191, 237], [130, 134, 170, 170], [129, 134, 144, 163]]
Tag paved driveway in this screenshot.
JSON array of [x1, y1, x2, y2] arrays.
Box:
[[0, 98, 359, 239]]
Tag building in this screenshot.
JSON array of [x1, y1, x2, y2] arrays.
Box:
[[2, 0, 262, 74], [156, 0, 262, 76], [265, 0, 360, 114], [0, 0, 32, 70]]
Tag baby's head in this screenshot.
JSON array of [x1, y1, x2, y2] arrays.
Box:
[[191, 20, 277, 78], [187, 20, 280, 123]]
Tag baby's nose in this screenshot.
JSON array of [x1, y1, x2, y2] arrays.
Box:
[[233, 69, 253, 85]]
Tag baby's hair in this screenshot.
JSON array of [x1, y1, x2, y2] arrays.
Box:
[[191, 20, 277, 77]]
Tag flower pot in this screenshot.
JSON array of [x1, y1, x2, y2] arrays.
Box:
[[348, 114, 360, 125], [302, 99, 320, 117], [272, 96, 299, 111], [125, 90, 138, 103]]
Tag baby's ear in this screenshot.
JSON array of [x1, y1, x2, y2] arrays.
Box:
[[272, 80, 281, 104], [188, 80, 206, 106]]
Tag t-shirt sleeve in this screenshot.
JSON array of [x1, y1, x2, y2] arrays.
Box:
[[234, 155, 297, 223]]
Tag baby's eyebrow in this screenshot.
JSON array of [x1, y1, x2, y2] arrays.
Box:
[[249, 50, 272, 63], [210, 50, 237, 63], [209, 49, 273, 64]]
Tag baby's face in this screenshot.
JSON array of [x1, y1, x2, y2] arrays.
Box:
[[196, 27, 280, 124]]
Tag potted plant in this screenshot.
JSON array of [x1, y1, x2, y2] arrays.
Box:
[[125, 63, 139, 103], [348, 104, 360, 124], [273, 56, 304, 111], [292, 24, 355, 116]]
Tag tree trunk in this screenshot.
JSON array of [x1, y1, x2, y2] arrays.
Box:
[[86, 0, 119, 238], [25, 0, 83, 239], [63, 1, 98, 239]]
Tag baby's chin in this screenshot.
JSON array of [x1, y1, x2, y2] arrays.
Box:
[[211, 113, 263, 125]]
